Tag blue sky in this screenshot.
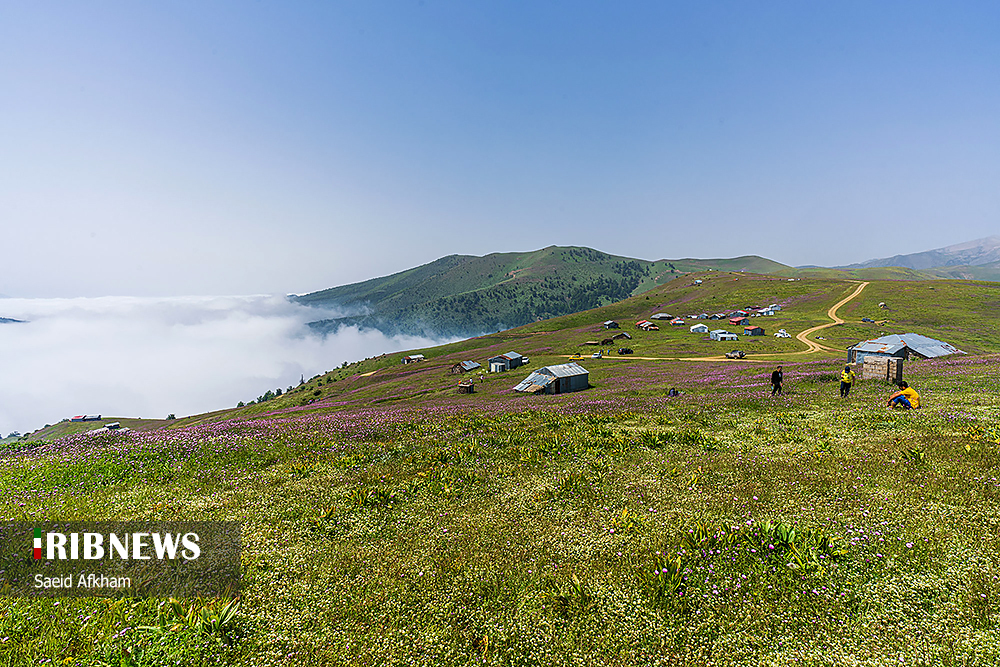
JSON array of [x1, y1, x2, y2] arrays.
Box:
[[3, 1, 999, 297]]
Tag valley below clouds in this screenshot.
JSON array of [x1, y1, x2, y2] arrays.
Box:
[[0, 295, 449, 435]]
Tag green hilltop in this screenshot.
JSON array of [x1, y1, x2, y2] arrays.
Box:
[[294, 246, 790, 337]]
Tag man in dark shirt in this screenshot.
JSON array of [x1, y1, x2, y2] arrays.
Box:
[[771, 366, 783, 396]]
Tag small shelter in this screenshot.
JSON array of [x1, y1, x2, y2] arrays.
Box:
[[603, 320, 619, 329], [847, 333, 965, 363], [450, 360, 481, 374], [650, 313, 672, 320], [513, 363, 589, 395], [690, 323, 709, 333], [457, 379, 475, 394], [710, 330, 738, 341], [670, 318, 685, 326], [862, 357, 904, 383], [489, 351, 526, 372], [729, 316, 750, 326], [744, 325, 765, 336], [402, 354, 425, 364], [612, 332, 632, 340]]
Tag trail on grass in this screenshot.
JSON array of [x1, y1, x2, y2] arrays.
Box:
[[562, 281, 869, 363], [791, 281, 869, 354]]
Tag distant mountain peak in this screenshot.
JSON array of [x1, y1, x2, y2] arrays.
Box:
[[843, 235, 1000, 270]]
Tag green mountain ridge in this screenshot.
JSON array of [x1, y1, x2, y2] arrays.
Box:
[[295, 246, 790, 337]]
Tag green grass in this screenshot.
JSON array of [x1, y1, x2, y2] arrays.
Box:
[[5, 357, 1000, 665]]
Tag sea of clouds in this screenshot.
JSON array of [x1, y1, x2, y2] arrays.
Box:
[[0, 295, 450, 436]]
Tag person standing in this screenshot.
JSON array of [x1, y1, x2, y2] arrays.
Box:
[[840, 364, 856, 398], [770, 366, 783, 396]]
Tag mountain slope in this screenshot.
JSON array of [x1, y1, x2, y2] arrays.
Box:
[[843, 235, 1000, 270], [295, 246, 790, 337]]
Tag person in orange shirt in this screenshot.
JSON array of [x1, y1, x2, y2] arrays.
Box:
[[887, 381, 920, 409]]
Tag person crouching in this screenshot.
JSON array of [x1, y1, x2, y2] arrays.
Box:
[[887, 381, 920, 409]]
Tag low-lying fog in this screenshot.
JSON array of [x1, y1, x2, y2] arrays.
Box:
[[0, 295, 451, 436]]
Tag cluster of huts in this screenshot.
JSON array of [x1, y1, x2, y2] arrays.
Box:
[[601, 303, 785, 345], [440, 351, 529, 375], [437, 349, 591, 397]]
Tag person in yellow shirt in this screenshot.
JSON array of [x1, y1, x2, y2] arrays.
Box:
[[840, 365, 856, 398], [887, 381, 920, 409]]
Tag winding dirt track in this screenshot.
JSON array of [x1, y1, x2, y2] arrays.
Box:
[[563, 281, 869, 363], [792, 281, 868, 354]]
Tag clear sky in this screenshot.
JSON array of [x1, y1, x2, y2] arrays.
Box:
[[3, 1, 999, 297]]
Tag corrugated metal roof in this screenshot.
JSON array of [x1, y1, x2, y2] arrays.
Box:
[[513, 371, 555, 392], [457, 361, 480, 371], [503, 351, 522, 360], [541, 362, 589, 377], [850, 333, 965, 358], [852, 340, 906, 355]]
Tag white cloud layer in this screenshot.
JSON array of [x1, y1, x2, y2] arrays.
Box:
[[0, 296, 449, 435]]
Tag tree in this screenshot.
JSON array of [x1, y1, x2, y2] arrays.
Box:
[[166, 414, 176, 420]]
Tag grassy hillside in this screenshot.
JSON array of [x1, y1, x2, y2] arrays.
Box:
[[296, 247, 792, 337], [922, 261, 1000, 283], [295, 243, 1000, 338], [6, 275, 1000, 665]]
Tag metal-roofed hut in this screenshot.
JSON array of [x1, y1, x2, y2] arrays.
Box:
[[847, 333, 965, 363], [489, 352, 526, 372], [690, 323, 709, 333], [710, 329, 737, 341], [450, 360, 481, 374], [650, 313, 672, 320], [513, 363, 589, 395]]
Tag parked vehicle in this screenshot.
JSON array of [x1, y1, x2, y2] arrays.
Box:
[[617, 348, 634, 355], [591, 352, 602, 359], [725, 350, 745, 359]]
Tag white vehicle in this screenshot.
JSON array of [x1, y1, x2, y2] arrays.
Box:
[[774, 329, 792, 339], [591, 351, 603, 359]]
